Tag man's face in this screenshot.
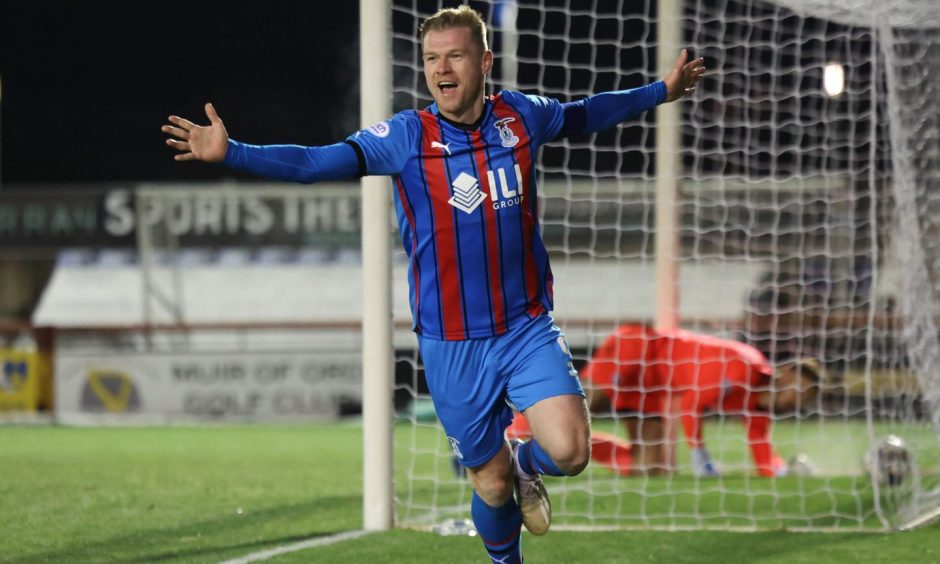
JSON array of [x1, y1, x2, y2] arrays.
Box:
[[772, 367, 818, 414], [422, 26, 493, 123]]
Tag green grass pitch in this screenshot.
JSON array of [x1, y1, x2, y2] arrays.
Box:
[[2, 423, 939, 563]]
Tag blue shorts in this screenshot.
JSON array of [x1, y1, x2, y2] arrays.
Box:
[[418, 314, 584, 468]]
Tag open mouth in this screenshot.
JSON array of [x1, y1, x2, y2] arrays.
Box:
[[438, 81, 458, 95]]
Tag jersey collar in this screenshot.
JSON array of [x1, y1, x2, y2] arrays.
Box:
[[428, 98, 493, 132]]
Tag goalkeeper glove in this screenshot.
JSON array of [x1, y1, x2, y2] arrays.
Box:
[[691, 447, 720, 477]]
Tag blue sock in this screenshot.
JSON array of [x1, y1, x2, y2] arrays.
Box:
[[471, 492, 523, 564], [516, 439, 566, 477]]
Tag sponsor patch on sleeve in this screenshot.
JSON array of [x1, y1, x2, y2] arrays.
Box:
[[366, 121, 391, 138]]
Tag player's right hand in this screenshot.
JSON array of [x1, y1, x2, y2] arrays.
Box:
[[162, 103, 229, 163]]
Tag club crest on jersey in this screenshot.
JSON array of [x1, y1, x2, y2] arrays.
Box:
[[448, 172, 486, 214], [493, 117, 519, 148]]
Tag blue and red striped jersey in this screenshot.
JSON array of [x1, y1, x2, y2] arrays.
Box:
[[343, 84, 665, 340], [223, 82, 665, 340], [350, 91, 566, 340]]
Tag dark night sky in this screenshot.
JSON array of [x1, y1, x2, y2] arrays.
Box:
[[0, 1, 848, 186], [0, 1, 361, 184]]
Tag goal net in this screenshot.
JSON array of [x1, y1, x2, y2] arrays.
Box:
[[390, 0, 940, 530]]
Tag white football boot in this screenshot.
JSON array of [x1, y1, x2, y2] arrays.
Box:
[[509, 439, 552, 535]]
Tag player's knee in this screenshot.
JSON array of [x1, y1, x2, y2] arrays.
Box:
[[473, 473, 514, 505], [562, 445, 591, 475], [552, 437, 591, 476]]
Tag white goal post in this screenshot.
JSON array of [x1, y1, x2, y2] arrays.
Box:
[[361, 0, 940, 531], [360, 0, 395, 532]]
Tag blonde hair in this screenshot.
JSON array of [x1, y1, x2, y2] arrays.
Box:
[[419, 5, 489, 52]]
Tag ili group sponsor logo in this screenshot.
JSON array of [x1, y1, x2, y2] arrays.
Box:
[[447, 165, 526, 214], [448, 172, 487, 213]]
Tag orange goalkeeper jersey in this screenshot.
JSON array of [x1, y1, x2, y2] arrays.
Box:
[[582, 325, 780, 476]]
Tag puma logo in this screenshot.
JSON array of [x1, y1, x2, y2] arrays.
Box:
[[431, 141, 451, 155]]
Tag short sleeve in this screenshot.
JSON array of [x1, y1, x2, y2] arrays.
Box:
[[346, 110, 419, 176], [502, 91, 565, 145]]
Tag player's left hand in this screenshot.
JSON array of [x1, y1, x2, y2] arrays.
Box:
[[162, 103, 229, 163], [691, 447, 720, 477], [663, 49, 706, 103]]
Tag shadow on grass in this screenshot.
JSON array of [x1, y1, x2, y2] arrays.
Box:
[[12, 494, 360, 564]]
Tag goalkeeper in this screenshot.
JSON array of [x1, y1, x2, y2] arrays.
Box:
[[162, 6, 703, 563], [509, 325, 821, 477]]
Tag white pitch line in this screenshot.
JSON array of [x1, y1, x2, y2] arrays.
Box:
[[219, 530, 371, 564]]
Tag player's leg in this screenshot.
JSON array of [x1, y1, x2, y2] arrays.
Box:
[[521, 394, 591, 476], [629, 389, 679, 474], [501, 315, 589, 535], [512, 394, 587, 536], [624, 415, 669, 475], [583, 325, 658, 475], [419, 335, 523, 563], [584, 379, 635, 475], [523, 399, 635, 477], [464, 446, 525, 563], [660, 393, 684, 472], [466, 444, 514, 505], [504, 317, 590, 476]]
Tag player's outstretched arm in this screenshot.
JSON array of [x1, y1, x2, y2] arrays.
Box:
[[162, 103, 229, 163], [161, 103, 365, 183], [743, 414, 787, 477], [678, 390, 721, 476], [662, 49, 706, 103], [544, 48, 704, 139]]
